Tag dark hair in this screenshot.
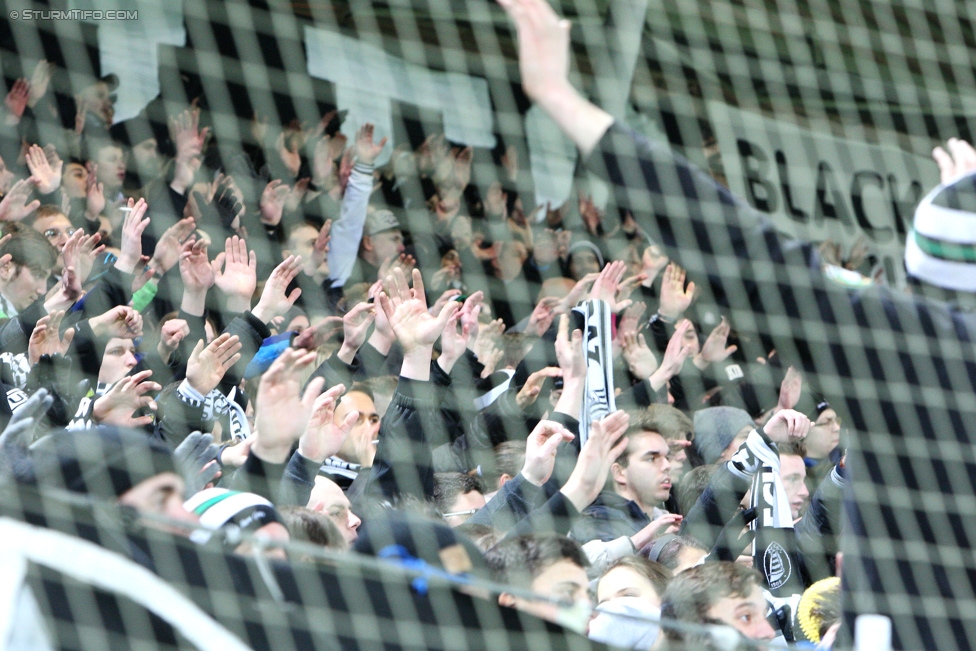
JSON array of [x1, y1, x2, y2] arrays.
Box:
[[0, 227, 58, 275], [485, 533, 589, 589], [648, 534, 709, 571], [601, 556, 672, 601], [346, 381, 375, 403], [482, 441, 526, 489], [454, 522, 502, 553], [433, 472, 484, 515], [616, 412, 669, 469], [278, 505, 346, 551], [485, 533, 590, 588], [676, 464, 718, 516], [660, 561, 764, 642]]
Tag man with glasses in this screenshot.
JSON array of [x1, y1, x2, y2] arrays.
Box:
[[28, 205, 76, 271]]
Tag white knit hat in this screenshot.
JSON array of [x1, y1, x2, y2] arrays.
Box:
[[905, 170, 976, 292]]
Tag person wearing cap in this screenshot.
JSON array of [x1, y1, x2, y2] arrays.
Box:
[[340, 207, 405, 294], [27, 426, 199, 534], [800, 396, 843, 494], [185, 487, 290, 559], [692, 406, 756, 466]]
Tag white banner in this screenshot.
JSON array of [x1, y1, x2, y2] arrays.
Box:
[[708, 103, 939, 287]]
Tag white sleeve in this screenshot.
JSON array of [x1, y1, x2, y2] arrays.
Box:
[[582, 536, 637, 577], [328, 163, 374, 288]]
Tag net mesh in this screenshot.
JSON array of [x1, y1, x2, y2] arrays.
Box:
[[2, 1, 976, 649]]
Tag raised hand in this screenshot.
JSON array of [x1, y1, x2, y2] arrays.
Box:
[[292, 316, 343, 351], [695, 316, 737, 366], [776, 366, 803, 412], [377, 252, 416, 282], [621, 331, 658, 380], [115, 198, 150, 274], [92, 370, 161, 427], [556, 271, 599, 314], [932, 138, 976, 185], [337, 301, 376, 364], [211, 235, 257, 313], [0, 178, 40, 222], [616, 272, 647, 305], [173, 431, 221, 496], [185, 333, 243, 396], [617, 301, 646, 340], [589, 260, 633, 313], [472, 316, 504, 363], [90, 306, 144, 339], [4, 78, 30, 122], [157, 318, 189, 364], [259, 179, 290, 226], [377, 267, 459, 380], [0, 389, 52, 459], [298, 384, 357, 463], [763, 408, 810, 444], [521, 419, 575, 486], [458, 291, 484, 346], [27, 60, 53, 107], [178, 238, 215, 295], [578, 192, 603, 236], [171, 107, 209, 162], [26, 144, 62, 194], [251, 255, 303, 324], [84, 162, 106, 219], [648, 319, 695, 392], [516, 366, 562, 410], [527, 296, 560, 337], [150, 217, 196, 275], [428, 288, 461, 317], [28, 311, 75, 365], [355, 122, 388, 165], [306, 219, 331, 280], [253, 348, 325, 463], [641, 243, 669, 286], [657, 263, 695, 320], [555, 313, 585, 382], [437, 307, 473, 375], [560, 410, 631, 510], [170, 108, 208, 193], [365, 280, 396, 355], [61, 230, 103, 284], [44, 266, 84, 313]]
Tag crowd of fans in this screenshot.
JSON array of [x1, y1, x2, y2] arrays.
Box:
[[4, 2, 952, 648]]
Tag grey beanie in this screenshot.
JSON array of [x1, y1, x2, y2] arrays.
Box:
[[693, 407, 755, 464]]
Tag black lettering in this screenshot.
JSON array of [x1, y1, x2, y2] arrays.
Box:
[[775, 150, 808, 223], [887, 174, 923, 237], [737, 139, 777, 213], [850, 171, 893, 242], [813, 161, 855, 233]]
